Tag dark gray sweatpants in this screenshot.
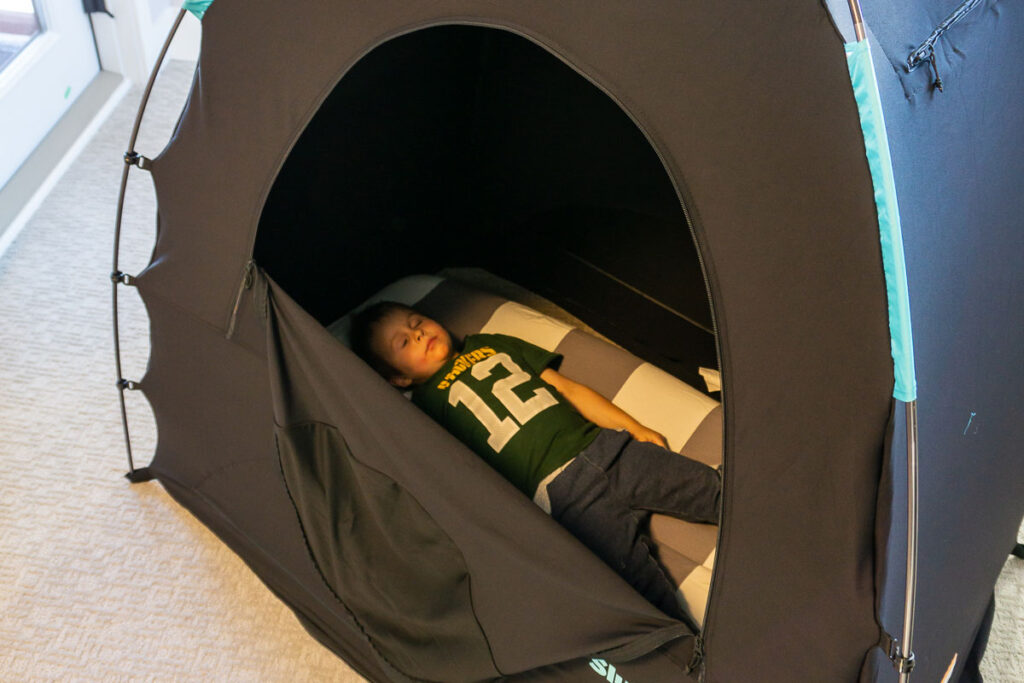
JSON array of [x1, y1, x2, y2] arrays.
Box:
[[546, 428, 721, 627]]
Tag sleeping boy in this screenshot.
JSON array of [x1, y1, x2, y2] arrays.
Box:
[[350, 301, 721, 624]]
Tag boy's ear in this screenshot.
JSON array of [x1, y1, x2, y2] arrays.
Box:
[[390, 375, 412, 388]]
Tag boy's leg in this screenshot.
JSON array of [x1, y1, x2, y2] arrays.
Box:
[[547, 430, 702, 627], [606, 435, 722, 524]]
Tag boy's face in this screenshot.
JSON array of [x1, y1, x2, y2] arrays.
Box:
[[371, 308, 454, 387]]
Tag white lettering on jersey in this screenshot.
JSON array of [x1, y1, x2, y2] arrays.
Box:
[[447, 352, 557, 452]]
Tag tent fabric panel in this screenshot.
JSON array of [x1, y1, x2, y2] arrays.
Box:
[[137, 295, 354, 597], [860, 1, 1024, 679], [260, 271, 698, 676], [139, 287, 273, 487], [857, 0, 997, 101], [145, 1, 897, 679], [136, 295, 405, 675], [155, 474, 396, 683], [661, 4, 894, 681], [274, 421, 496, 680], [497, 647, 702, 683]]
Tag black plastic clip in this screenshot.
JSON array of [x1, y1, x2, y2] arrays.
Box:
[[117, 378, 140, 391], [884, 634, 916, 674], [894, 650, 916, 674], [111, 270, 136, 286], [123, 151, 152, 170]]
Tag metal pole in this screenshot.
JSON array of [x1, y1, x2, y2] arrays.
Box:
[[900, 400, 920, 683], [112, 9, 187, 475], [848, 0, 867, 41]]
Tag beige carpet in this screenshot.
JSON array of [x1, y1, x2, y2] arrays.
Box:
[[0, 59, 1020, 681], [0, 61, 362, 681]]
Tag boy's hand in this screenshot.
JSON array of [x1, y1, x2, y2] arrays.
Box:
[[629, 425, 669, 450]]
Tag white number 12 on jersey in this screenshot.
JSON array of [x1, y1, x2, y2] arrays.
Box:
[[447, 352, 558, 452]]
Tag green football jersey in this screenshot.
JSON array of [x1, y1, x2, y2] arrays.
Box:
[[411, 333, 600, 496]]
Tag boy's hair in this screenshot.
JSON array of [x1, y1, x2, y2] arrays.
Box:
[[349, 300, 414, 382]]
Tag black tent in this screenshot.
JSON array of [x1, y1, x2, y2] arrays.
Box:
[[111, 1, 1024, 681]]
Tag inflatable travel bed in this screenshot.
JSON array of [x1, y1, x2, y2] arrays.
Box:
[[328, 273, 723, 625]]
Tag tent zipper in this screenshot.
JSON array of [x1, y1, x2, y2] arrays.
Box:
[[226, 259, 256, 339]]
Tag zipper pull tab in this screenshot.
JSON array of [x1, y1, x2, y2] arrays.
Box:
[[226, 260, 257, 339], [687, 633, 705, 676]]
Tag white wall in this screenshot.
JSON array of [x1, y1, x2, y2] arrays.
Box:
[[167, 7, 201, 62], [91, 0, 200, 84]]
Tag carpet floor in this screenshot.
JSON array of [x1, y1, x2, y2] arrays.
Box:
[[0, 59, 1020, 681]]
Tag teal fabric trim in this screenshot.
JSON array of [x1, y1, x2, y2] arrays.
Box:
[[182, 0, 214, 20], [846, 40, 918, 401]]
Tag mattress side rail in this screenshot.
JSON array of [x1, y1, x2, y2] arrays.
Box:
[[111, 8, 187, 483]]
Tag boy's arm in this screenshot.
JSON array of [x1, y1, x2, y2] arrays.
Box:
[[540, 368, 668, 449]]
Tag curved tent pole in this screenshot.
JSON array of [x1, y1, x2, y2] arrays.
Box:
[[848, 0, 866, 41], [846, 1, 920, 680], [112, 8, 187, 481], [902, 401, 920, 681]]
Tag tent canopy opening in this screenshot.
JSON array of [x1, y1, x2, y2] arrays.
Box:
[[255, 24, 717, 388]]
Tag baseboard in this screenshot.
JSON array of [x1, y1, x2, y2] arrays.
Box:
[[0, 70, 129, 260]]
